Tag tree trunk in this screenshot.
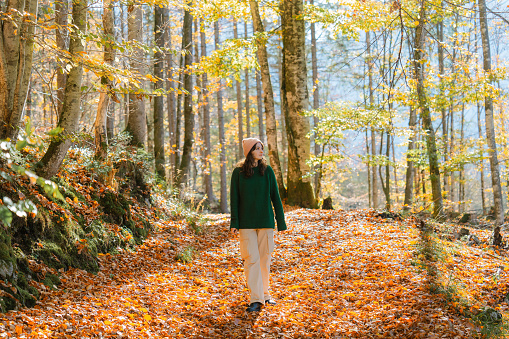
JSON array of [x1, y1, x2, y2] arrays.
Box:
[[391, 131, 399, 205], [93, 0, 114, 161], [125, 4, 146, 147], [281, 0, 316, 208], [311, 0, 320, 199], [256, 70, 265, 144], [200, 20, 217, 205], [244, 21, 251, 138], [438, 17, 449, 205], [36, 0, 87, 178], [414, 1, 443, 218], [55, 0, 68, 117], [477, 103, 487, 214], [366, 31, 378, 209], [0, 0, 39, 140], [479, 0, 504, 227], [177, 4, 194, 186], [107, 99, 115, 140], [459, 102, 465, 212], [174, 53, 184, 173], [403, 108, 417, 210], [366, 131, 372, 208], [279, 49, 287, 178], [379, 132, 391, 210], [474, 12, 486, 215], [153, 4, 166, 179], [165, 11, 175, 183], [249, 0, 286, 198], [215, 21, 228, 213], [233, 21, 244, 160]]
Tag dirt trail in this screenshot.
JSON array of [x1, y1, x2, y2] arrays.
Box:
[[1, 210, 475, 338]]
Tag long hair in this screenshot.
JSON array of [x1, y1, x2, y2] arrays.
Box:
[[237, 143, 267, 178]]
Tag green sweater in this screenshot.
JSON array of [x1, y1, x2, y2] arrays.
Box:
[[230, 165, 287, 231]]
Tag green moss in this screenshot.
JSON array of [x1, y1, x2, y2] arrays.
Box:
[[100, 192, 132, 226], [0, 295, 15, 312], [32, 241, 70, 270], [42, 273, 60, 289]]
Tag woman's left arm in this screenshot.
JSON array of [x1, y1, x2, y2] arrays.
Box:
[[269, 167, 287, 231]]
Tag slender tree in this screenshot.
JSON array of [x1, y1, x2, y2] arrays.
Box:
[[36, 0, 87, 178], [413, 1, 443, 218], [215, 21, 228, 212], [478, 0, 504, 229], [0, 0, 39, 139], [233, 20, 244, 160], [165, 10, 176, 182], [200, 20, 217, 205], [245, 21, 251, 138], [55, 0, 68, 117], [310, 0, 320, 199], [255, 70, 265, 144], [177, 3, 194, 185], [249, 0, 286, 198], [281, 0, 316, 207], [93, 0, 115, 160], [366, 31, 378, 209], [403, 108, 417, 210], [153, 3, 166, 179], [125, 3, 146, 147]]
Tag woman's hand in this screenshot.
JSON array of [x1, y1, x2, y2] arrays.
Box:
[[230, 228, 238, 234]]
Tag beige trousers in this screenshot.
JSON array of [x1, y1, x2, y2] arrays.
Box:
[[239, 228, 275, 304]]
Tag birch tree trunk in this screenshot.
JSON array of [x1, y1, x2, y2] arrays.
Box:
[[249, 0, 286, 198], [177, 4, 194, 186], [233, 21, 244, 160], [281, 0, 316, 207], [125, 4, 146, 147], [215, 21, 228, 213], [0, 0, 39, 140], [479, 0, 504, 228], [414, 1, 444, 218], [93, 0, 115, 160], [36, 0, 86, 178]]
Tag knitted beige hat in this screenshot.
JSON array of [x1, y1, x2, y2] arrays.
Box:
[[242, 138, 263, 158]]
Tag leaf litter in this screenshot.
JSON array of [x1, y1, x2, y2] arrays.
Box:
[[2, 209, 508, 338]]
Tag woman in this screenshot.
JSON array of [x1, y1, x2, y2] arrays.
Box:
[[230, 138, 287, 312]]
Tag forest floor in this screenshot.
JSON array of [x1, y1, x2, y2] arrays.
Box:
[[2, 209, 509, 338]]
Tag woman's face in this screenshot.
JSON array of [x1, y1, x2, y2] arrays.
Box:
[[251, 142, 264, 161]]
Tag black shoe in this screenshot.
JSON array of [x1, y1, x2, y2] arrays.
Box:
[[246, 302, 263, 312], [265, 299, 276, 306]]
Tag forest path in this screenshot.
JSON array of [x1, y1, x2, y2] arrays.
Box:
[[3, 209, 476, 338]]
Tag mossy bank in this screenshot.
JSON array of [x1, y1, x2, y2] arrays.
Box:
[[0, 162, 153, 313]]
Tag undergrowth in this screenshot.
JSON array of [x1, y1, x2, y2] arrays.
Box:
[[413, 222, 509, 338]]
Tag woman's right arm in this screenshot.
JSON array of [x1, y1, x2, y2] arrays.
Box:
[[230, 168, 240, 230]]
